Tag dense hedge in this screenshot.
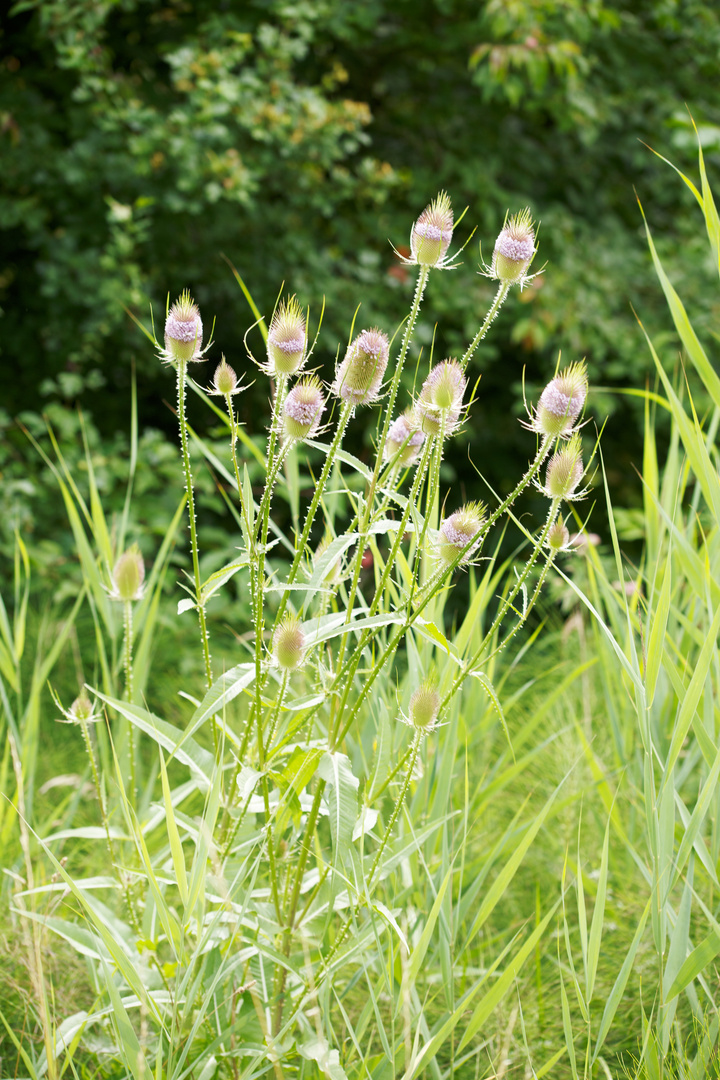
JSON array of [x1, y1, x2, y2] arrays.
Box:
[[2, 0, 720, 560]]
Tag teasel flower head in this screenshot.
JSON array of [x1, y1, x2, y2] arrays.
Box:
[[384, 409, 425, 465], [210, 357, 241, 396], [164, 291, 205, 364], [283, 375, 326, 441], [267, 297, 307, 376], [410, 191, 455, 269], [532, 361, 588, 438], [273, 614, 306, 670], [333, 328, 389, 405], [408, 681, 441, 733], [415, 359, 467, 437], [109, 544, 145, 602], [437, 501, 486, 566], [313, 533, 342, 586], [547, 517, 571, 553], [54, 688, 100, 725], [491, 208, 537, 287], [542, 435, 586, 501]]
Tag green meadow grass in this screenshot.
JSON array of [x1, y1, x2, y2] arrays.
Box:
[[2, 135, 720, 1080]]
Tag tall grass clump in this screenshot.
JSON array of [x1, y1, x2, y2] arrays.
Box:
[[1, 192, 599, 1078]]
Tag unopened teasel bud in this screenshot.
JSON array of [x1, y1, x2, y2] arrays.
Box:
[[492, 208, 536, 285], [111, 544, 145, 602], [547, 518, 571, 552], [437, 501, 486, 565], [212, 357, 239, 396], [273, 615, 306, 670], [411, 191, 454, 268], [164, 291, 204, 363], [415, 359, 466, 436], [70, 693, 95, 723], [283, 376, 325, 441], [544, 436, 584, 500], [267, 297, 307, 376], [384, 410, 425, 465], [409, 682, 441, 732], [333, 328, 389, 405], [535, 362, 587, 437]]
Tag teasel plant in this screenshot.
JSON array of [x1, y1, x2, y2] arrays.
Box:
[[20, 193, 594, 1080]]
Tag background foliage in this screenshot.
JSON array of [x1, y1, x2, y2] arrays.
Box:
[[2, 0, 720, 566]]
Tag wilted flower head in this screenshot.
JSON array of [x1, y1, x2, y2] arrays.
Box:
[[384, 410, 425, 465], [543, 436, 585, 500], [411, 192, 454, 269], [210, 357, 240, 396], [273, 615, 306, 670], [415, 359, 467, 437], [267, 297, 307, 376], [437, 501, 486, 566], [333, 328, 389, 405], [547, 517, 571, 552], [533, 362, 588, 437], [283, 376, 326, 441], [164, 291, 204, 363], [492, 209, 536, 286], [110, 544, 145, 602], [408, 681, 441, 733]]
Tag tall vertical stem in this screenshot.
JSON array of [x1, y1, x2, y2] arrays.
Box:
[[123, 599, 136, 809]]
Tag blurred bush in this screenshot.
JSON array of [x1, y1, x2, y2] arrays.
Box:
[[2, 0, 720, 566]]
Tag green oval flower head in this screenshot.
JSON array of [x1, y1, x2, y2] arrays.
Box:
[[437, 501, 486, 566], [547, 517, 571, 552], [110, 544, 145, 602], [333, 328, 389, 405], [273, 615, 306, 670], [384, 410, 425, 465], [533, 361, 588, 438], [543, 435, 585, 500], [408, 681, 441, 733], [415, 359, 466, 437], [267, 297, 307, 376], [283, 376, 326, 441], [210, 357, 240, 396], [164, 291, 204, 363], [55, 689, 100, 725], [492, 208, 536, 286], [411, 191, 454, 268]]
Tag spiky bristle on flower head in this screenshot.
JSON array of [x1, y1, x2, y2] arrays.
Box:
[[267, 297, 307, 376], [211, 357, 239, 396], [110, 544, 145, 602], [534, 361, 588, 437], [283, 376, 326, 441], [492, 208, 536, 285], [384, 410, 425, 464], [273, 614, 306, 670], [547, 517, 571, 552], [332, 328, 390, 405], [544, 435, 584, 500], [164, 291, 204, 363], [411, 191, 454, 268], [415, 359, 466, 437], [408, 681, 441, 732], [437, 501, 486, 566]]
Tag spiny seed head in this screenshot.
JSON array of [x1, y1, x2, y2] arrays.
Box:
[[492, 208, 536, 285], [273, 615, 306, 670], [384, 410, 425, 464], [314, 533, 342, 585], [534, 362, 588, 437], [212, 357, 239, 396], [438, 501, 486, 565], [409, 682, 441, 732], [283, 376, 326, 441], [544, 436, 584, 500], [547, 517, 571, 552], [415, 359, 467, 436], [267, 297, 307, 376], [411, 192, 454, 268], [333, 328, 389, 405], [110, 544, 145, 602], [164, 291, 204, 363]]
